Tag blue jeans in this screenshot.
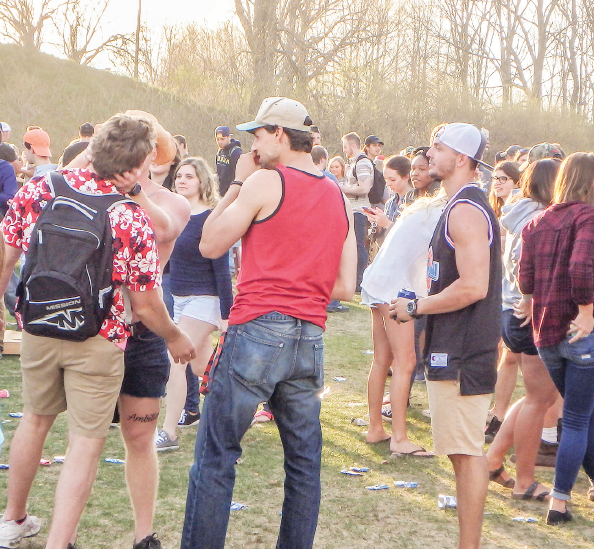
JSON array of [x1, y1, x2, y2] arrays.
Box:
[[538, 333, 594, 500], [181, 313, 325, 549], [354, 212, 368, 290]]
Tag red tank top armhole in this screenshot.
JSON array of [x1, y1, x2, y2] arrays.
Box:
[[251, 168, 285, 225]]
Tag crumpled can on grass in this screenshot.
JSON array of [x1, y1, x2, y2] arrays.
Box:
[[512, 517, 538, 523], [366, 484, 389, 490], [341, 469, 363, 476], [333, 376, 346, 382], [438, 494, 457, 509], [9, 412, 23, 418], [230, 502, 248, 511], [394, 481, 418, 488], [351, 417, 369, 426]]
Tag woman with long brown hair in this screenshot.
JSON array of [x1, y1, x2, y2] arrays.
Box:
[[517, 152, 594, 524]]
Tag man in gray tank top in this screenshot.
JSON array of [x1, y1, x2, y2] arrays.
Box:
[[391, 123, 500, 549]]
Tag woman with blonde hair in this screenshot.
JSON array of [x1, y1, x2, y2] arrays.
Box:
[[156, 157, 233, 450], [517, 152, 594, 524], [328, 155, 346, 184]]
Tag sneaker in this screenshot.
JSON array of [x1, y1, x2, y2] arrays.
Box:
[[178, 409, 200, 428], [381, 404, 392, 423], [0, 514, 42, 548], [155, 430, 179, 452], [133, 533, 162, 549], [484, 415, 502, 443]]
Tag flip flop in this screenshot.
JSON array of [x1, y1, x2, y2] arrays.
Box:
[[512, 481, 550, 501], [366, 435, 391, 444], [391, 447, 435, 458], [489, 464, 515, 489]]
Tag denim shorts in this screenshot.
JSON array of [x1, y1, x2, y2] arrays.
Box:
[[121, 328, 170, 398], [501, 309, 538, 356]]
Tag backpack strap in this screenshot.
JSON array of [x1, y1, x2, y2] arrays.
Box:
[[352, 154, 371, 182], [48, 171, 134, 211]]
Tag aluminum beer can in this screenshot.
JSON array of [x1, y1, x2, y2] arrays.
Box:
[[397, 288, 416, 300]]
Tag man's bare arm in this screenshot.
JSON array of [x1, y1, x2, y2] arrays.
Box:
[[200, 169, 281, 258], [330, 196, 357, 300], [128, 288, 196, 363], [133, 188, 191, 244], [389, 203, 491, 320], [0, 244, 21, 298], [417, 203, 491, 313], [341, 174, 373, 197]]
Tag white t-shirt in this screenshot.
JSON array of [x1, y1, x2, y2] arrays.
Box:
[[361, 202, 444, 303]]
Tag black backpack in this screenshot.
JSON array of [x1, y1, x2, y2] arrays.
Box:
[[353, 154, 386, 204], [17, 172, 132, 341]]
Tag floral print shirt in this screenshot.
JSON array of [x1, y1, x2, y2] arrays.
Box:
[[2, 168, 160, 344]]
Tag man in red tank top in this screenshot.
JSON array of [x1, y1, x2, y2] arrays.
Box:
[[181, 97, 356, 549]]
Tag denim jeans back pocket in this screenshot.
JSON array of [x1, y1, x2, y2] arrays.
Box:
[[564, 333, 594, 366], [230, 330, 284, 386]]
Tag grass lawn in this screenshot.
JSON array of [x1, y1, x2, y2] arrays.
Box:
[[1, 302, 593, 548]]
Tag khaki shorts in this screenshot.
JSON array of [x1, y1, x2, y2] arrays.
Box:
[[426, 379, 491, 456], [20, 332, 124, 438]]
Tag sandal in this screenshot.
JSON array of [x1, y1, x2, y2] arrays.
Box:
[[512, 481, 550, 501], [391, 447, 435, 458], [489, 465, 515, 489]]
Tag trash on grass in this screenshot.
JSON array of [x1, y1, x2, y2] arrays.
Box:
[[341, 469, 363, 476], [105, 458, 125, 464], [512, 517, 538, 523], [438, 494, 457, 509], [394, 481, 418, 488], [351, 467, 370, 473], [351, 418, 369, 426], [333, 376, 346, 382], [0, 464, 8, 469], [53, 456, 66, 463], [366, 484, 389, 490], [230, 502, 248, 511], [362, 350, 374, 355], [9, 413, 23, 418]]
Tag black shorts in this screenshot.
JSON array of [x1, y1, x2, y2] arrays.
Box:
[[121, 327, 170, 398], [501, 309, 538, 356]]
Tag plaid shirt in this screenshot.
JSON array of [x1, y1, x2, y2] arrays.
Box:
[[519, 202, 594, 348]]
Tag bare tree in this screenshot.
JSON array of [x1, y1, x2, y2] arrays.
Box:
[[53, 0, 129, 65], [0, 0, 60, 50]]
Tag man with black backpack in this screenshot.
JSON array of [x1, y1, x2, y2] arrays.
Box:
[[0, 113, 195, 549]]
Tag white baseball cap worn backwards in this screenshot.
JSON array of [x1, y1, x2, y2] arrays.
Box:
[[435, 123, 493, 170]]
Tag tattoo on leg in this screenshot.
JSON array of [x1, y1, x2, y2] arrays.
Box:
[[127, 413, 159, 423]]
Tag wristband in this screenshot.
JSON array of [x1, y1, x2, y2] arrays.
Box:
[[231, 180, 243, 187]]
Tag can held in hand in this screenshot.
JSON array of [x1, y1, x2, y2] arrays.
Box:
[[394, 288, 416, 322]]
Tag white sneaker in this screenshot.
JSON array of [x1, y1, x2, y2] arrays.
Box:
[[0, 514, 41, 548]]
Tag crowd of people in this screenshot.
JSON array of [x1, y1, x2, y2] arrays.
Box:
[[0, 96, 592, 549]]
